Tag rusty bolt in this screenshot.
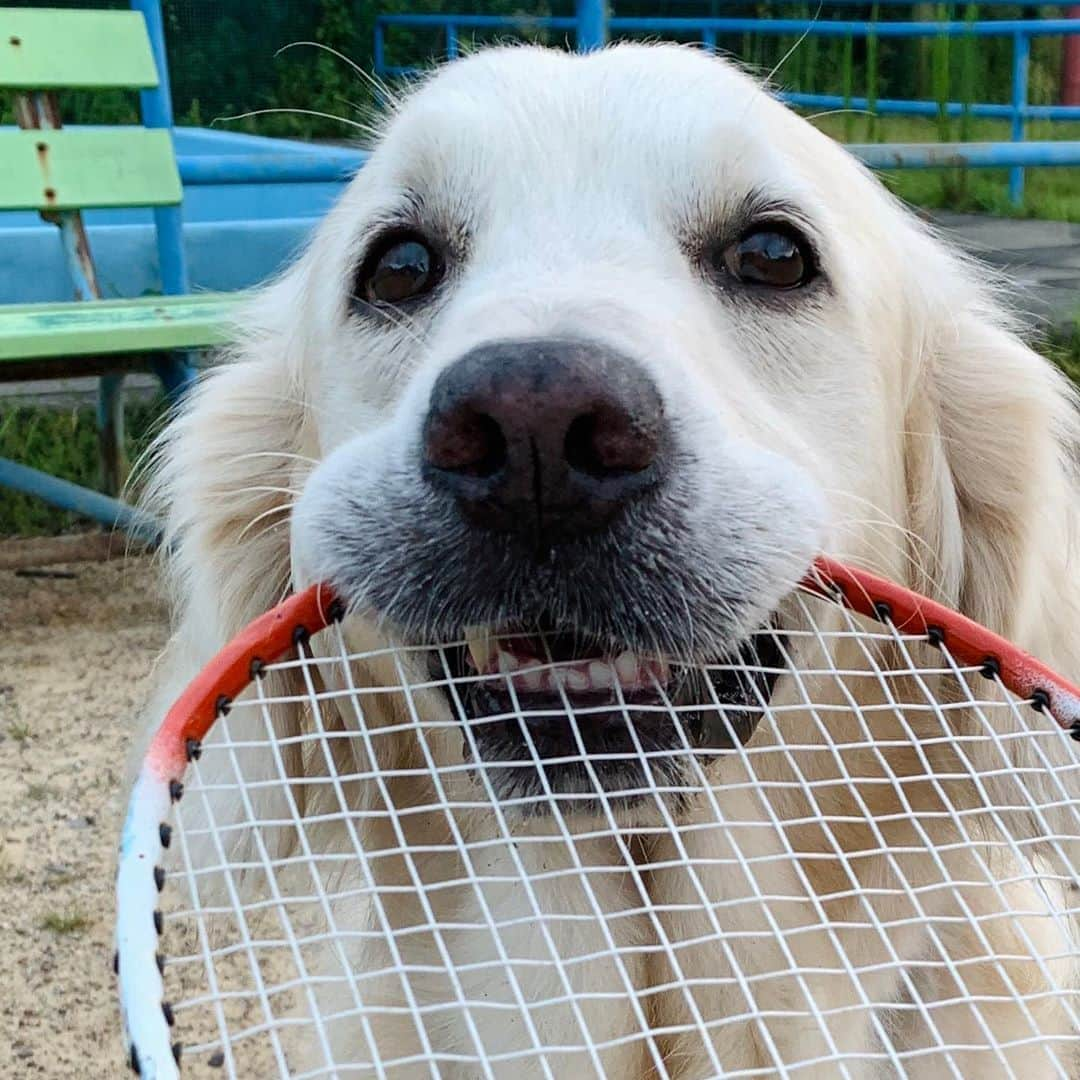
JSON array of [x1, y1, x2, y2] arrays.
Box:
[[9, 36, 22, 47], [36, 141, 46, 153], [43, 187, 56, 202]]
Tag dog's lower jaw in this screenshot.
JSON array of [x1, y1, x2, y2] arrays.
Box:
[[443, 632, 787, 817]]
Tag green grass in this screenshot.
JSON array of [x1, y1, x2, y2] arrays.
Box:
[[811, 114, 1080, 223], [7, 721, 32, 744], [1045, 324, 1080, 386], [40, 911, 91, 935], [0, 396, 168, 537]]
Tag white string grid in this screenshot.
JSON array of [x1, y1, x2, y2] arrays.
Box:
[[157, 591, 1080, 1078]]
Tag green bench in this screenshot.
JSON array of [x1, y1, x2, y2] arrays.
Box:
[[0, 6, 240, 534]]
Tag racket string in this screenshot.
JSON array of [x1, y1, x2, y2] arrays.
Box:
[[154, 592, 1080, 1078]]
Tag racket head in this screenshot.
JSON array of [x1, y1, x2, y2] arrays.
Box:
[[115, 559, 1080, 1077]]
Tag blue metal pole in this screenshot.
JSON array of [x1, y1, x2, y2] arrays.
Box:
[[131, 0, 188, 298], [377, 14, 1080, 38], [847, 139, 1080, 168], [447, 23, 459, 60], [130, 0, 195, 395], [0, 458, 162, 545], [576, 0, 607, 51], [702, 27, 718, 51], [177, 153, 366, 185], [374, 21, 386, 77], [1009, 31, 1030, 204]]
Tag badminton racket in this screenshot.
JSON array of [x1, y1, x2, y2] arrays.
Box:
[[115, 555, 1080, 1078]]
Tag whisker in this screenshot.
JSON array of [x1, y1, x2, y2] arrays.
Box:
[[275, 40, 401, 112], [211, 107, 370, 133], [765, 0, 825, 87], [236, 504, 295, 545]]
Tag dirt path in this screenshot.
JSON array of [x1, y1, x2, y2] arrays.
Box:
[[0, 556, 169, 1077]]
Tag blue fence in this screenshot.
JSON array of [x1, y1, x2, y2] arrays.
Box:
[[374, 5, 1080, 204]]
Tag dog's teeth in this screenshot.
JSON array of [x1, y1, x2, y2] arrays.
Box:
[[465, 630, 496, 673], [564, 667, 590, 692], [614, 651, 638, 686], [498, 651, 520, 674], [588, 661, 614, 689], [518, 665, 543, 691]]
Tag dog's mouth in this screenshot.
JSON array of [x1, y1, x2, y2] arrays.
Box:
[[429, 620, 787, 813]]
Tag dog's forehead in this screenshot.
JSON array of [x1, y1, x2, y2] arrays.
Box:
[[377, 45, 834, 214]]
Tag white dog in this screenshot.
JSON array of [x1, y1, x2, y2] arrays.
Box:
[[137, 44, 1080, 1077]]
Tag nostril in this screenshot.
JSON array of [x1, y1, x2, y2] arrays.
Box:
[[565, 409, 659, 478], [426, 410, 507, 478], [564, 413, 607, 477]]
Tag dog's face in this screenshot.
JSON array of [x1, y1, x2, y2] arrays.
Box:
[[291, 44, 919, 806]]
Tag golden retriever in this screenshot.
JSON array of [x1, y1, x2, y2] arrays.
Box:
[[135, 44, 1080, 1078]]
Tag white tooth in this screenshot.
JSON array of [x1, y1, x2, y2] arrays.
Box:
[[518, 665, 543, 691], [614, 651, 638, 686], [465, 630, 496, 673], [588, 661, 614, 689], [498, 651, 520, 674], [565, 667, 590, 692]]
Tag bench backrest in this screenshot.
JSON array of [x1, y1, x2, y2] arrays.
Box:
[[0, 7, 181, 213]]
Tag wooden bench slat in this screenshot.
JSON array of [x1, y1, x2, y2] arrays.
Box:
[[0, 129, 182, 211], [0, 293, 242, 361], [0, 9, 159, 90]]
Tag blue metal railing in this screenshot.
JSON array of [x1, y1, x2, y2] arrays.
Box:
[[374, 8, 1080, 205]]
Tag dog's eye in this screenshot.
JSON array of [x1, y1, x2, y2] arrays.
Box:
[[358, 232, 443, 305], [715, 225, 816, 290]]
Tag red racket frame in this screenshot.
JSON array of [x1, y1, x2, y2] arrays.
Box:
[[149, 557, 1080, 783]]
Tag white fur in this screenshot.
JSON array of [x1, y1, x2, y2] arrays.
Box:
[[136, 45, 1080, 1077]]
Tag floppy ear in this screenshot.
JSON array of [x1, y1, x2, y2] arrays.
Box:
[[900, 252, 1080, 664], [899, 265, 1080, 869], [126, 277, 316, 861], [144, 282, 310, 643]]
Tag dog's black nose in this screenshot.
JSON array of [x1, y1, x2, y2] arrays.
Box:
[[422, 339, 667, 546]]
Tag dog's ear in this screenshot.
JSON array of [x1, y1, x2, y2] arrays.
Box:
[[144, 278, 312, 643], [901, 252, 1080, 650], [128, 278, 314, 829]]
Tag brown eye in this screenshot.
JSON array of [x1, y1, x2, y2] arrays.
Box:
[[359, 233, 443, 305], [718, 226, 815, 289]]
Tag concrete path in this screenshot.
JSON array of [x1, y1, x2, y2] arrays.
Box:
[[929, 212, 1079, 336], [1, 213, 1077, 410]]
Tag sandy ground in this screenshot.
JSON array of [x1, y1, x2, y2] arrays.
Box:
[[0, 555, 169, 1077]]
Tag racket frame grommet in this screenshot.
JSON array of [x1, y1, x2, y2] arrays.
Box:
[[213, 694, 231, 718], [1030, 688, 1051, 713], [113, 949, 119, 976], [292, 623, 311, 648], [326, 597, 346, 623], [128, 1044, 141, 1075], [926, 625, 945, 647], [153, 909, 163, 936], [158, 823, 171, 849], [162, 1000, 174, 1027], [156, 952, 165, 975], [169, 779, 184, 803], [185, 737, 202, 762], [172, 1042, 182, 1065], [249, 656, 265, 680], [980, 655, 1002, 680], [153, 865, 165, 892], [1070, 722, 1080, 743], [872, 600, 893, 624]]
